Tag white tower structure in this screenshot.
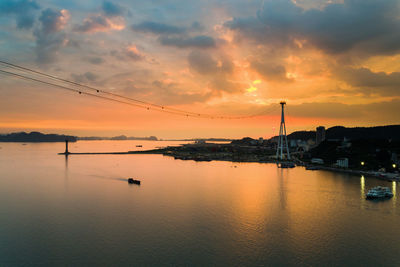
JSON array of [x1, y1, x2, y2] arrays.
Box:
[[276, 101, 290, 160]]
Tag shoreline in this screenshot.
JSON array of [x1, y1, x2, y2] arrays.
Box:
[[59, 146, 400, 182], [304, 165, 399, 182]]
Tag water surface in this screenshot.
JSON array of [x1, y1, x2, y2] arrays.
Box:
[[0, 141, 399, 266]]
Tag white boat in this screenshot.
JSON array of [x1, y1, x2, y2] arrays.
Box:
[[366, 186, 393, 200]]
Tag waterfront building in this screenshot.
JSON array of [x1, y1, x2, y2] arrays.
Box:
[[290, 139, 297, 148], [336, 158, 349, 168], [316, 126, 326, 145]]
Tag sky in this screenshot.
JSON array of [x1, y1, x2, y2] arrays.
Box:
[[0, 0, 400, 139]]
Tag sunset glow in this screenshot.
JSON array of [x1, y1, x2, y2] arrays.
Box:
[[1, 0, 399, 138]]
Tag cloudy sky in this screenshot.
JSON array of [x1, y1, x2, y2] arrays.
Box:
[[0, 0, 399, 138]]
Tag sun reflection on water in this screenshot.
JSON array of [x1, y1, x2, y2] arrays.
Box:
[[392, 181, 397, 209]]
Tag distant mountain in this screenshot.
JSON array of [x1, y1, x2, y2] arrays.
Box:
[[287, 131, 315, 141], [326, 125, 400, 140], [0, 132, 77, 142], [166, 138, 234, 142], [286, 125, 400, 141], [78, 135, 158, 141], [230, 137, 256, 145], [110, 135, 128, 140]]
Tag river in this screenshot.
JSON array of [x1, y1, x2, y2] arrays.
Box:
[[0, 141, 399, 266]]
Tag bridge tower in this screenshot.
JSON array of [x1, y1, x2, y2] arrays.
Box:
[[276, 101, 290, 160]]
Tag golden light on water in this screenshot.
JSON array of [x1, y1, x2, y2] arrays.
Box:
[[392, 181, 397, 208], [360, 175, 365, 196], [360, 175, 365, 209], [393, 181, 396, 198]]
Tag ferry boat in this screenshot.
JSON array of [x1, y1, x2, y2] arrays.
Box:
[[366, 186, 393, 200]]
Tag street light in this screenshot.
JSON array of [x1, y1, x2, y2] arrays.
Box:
[[393, 163, 397, 169], [361, 161, 365, 166]]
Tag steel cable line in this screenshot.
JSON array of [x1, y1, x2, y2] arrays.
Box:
[[0, 69, 199, 117], [0, 68, 259, 118], [0, 60, 279, 119], [0, 60, 212, 117], [0, 61, 253, 119]]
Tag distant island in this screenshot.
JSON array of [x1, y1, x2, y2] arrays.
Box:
[[0, 132, 77, 142], [164, 138, 233, 142], [78, 135, 158, 141]]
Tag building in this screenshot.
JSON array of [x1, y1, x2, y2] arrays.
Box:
[[316, 126, 326, 145], [290, 139, 297, 148], [290, 139, 312, 151], [336, 158, 349, 168], [311, 158, 324, 164]]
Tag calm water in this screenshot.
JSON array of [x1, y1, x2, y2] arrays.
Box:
[[0, 141, 399, 266]]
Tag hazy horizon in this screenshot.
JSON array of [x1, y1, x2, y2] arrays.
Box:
[[2, 123, 400, 141]]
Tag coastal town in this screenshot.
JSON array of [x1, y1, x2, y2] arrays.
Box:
[[4, 126, 398, 182], [130, 125, 400, 182]]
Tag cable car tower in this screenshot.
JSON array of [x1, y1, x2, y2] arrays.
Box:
[[276, 101, 290, 160]]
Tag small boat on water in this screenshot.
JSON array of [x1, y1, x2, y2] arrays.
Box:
[[136, 145, 143, 147], [128, 178, 141, 185], [366, 186, 393, 200]]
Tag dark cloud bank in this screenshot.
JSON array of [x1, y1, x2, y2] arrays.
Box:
[[0, 0, 40, 29], [131, 21, 216, 49], [225, 0, 400, 55]]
